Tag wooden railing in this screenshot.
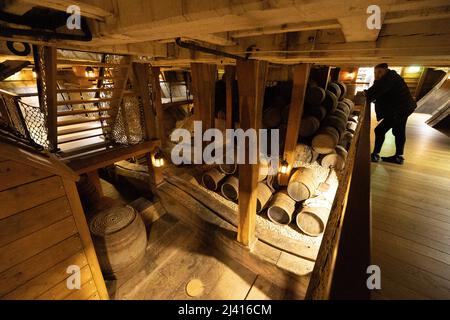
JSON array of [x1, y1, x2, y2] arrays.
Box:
[[305, 101, 372, 299]]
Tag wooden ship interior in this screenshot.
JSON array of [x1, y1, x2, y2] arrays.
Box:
[[0, 0, 449, 301]]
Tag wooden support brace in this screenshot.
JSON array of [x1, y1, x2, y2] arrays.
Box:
[[225, 65, 236, 129], [42, 46, 58, 152], [150, 67, 166, 146], [190, 63, 217, 132], [236, 59, 268, 247], [279, 64, 311, 186]]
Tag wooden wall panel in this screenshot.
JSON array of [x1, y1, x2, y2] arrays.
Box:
[[3, 250, 88, 300], [0, 235, 83, 297], [0, 216, 78, 273], [0, 161, 52, 192], [0, 176, 66, 220], [0, 197, 72, 247], [0, 142, 108, 300]]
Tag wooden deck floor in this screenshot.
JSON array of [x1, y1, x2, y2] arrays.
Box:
[[370, 112, 450, 300]]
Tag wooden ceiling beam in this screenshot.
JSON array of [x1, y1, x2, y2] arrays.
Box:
[[18, 0, 113, 21], [231, 20, 341, 39]]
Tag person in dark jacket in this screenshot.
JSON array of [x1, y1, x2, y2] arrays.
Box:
[[364, 63, 417, 165]]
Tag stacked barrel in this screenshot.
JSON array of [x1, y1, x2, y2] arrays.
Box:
[[202, 156, 275, 213]]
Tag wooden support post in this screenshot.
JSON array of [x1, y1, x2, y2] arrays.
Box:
[[236, 59, 268, 247], [43, 46, 57, 152], [279, 64, 311, 186], [150, 67, 166, 146], [86, 170, 103, 197], [190, 63, 217, 132], [132, 63, 158, 140], [225, 65, 236, 129]]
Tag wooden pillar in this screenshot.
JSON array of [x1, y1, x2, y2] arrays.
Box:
[[42, 46, 57, 152], [150, 67, 166, 146], [236, 59, 268, 246], [225, 65, 236, 129], [190, 63, 217, 132], [132, 63, 158, 140], [133, 63, 164, 189], [279, 64, 311, 186]]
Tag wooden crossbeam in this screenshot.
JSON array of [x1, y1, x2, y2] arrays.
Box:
[[236, 59, 268, 247]]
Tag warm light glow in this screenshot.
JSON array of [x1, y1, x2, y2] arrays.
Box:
[[152, 150, 165, 168], [346, 72, 356, 80], [406, 66, 421, 73], [85, 66, 95, 78], [279, 160, 289, 175], [32, 68, 37, 79]]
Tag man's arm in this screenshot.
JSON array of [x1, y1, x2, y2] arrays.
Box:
[[365, 74, 395, 102]]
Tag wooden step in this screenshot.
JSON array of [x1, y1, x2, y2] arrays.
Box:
[[57, 116, 110, 127], [57, 107, 111, 117], [58, 125, 110, 136], [56, 88, 114, 94], [58, 133, 107, 145], [56, 98, 116, 106]]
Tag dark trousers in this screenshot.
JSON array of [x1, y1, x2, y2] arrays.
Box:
[[373, 115, 409, 155]]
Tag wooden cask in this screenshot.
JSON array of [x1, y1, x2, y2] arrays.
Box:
[[299, 116, 321, 138], [90, 206, 147, 280], [256, 182, 273, 212], [267, 192, 296, 225], [328, 83, 342, 101], [312, 126, 340, 154], [219, 162, 237, 175], [221, 176, 239, 201], [293, 143, 314, 167], [306, 86, 326, 105], [323, 90, 338, 114], [335, 81, 347, 100], [202, 168, 226, 191], [296, 206, 331, 237], [287, 167, 319, 202], [320, 145, 347, 170], [346, 121, 358, 134], [339, 131, 354, 150], [337, 101, 351, 116]]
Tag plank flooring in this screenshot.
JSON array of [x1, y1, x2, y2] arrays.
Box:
[[371, 112, 450, 300]]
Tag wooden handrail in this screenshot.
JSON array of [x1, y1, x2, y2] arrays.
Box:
[[305, 101, 371, 300]]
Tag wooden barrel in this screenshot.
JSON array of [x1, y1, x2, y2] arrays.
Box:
[[90, 205, 147, 279], [339, 131, 354, 150], [256, 182, 273, 212], [325, 114, 347, 134], [267, 191, 296, 225], [348, 115, 359, 123], [328, 83, 342, 101], [305, 105, 327, 122], [293, 143, 314, 166], [342, 98, 355, 112], [287, 167, 318, 202], [321, 146, 347, 170], [202, 168, 226, 191], [76, 174, 102, 210], [296, 206, 330, 237], [263, 107, 282, 129], [335, 81, 347, 100], [221, 176, 239, 201], [258, 159, 271, 182], [323, 90, 338, 113], [337, 101, 351, 116], [346, 121, 358, 133], [306, 86, 326, 105], [312, 126, 340, 154], [299, 116, 320, 138], [219, 162, 237, 175]]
